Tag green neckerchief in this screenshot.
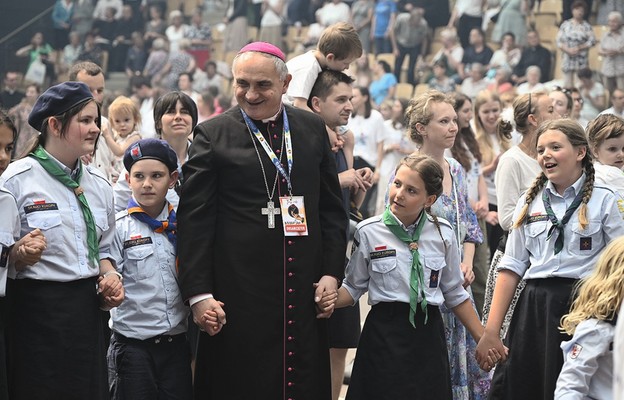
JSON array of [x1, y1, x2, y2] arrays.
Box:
[[382, 207, 428, 328], [29, 145, 100, 265], [542, 187, 583, 255]]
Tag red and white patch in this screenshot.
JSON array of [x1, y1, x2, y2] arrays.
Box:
[[33, 199, 46, 205], [130, 234, 142, 240], [569, 343, 583, 359], [374, 245, 387, 251]]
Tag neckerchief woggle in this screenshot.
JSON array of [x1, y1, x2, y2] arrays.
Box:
[[542, 187, 583, 255], [127, 198, 177, 250], [382, 207, 428, 328], [240, 108, 294, 195]]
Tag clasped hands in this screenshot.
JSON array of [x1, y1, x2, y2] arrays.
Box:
[[475, 330, 509, 372]]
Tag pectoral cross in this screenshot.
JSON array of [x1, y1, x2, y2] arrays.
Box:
[[262, 201, 280, 229]]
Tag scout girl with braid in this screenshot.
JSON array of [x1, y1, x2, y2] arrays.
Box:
[[324, 155, 495, 399], [0, 81, 123, 399], [476, 119, 624, 400]]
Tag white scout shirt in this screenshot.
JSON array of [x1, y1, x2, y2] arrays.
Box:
[[0, 151, 115, 281], [343, 211, 470, 308]]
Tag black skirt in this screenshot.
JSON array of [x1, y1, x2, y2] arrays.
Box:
[[346, 302, 451, 400], [488, 278, 577, 400], [328, 302, 361, 348], [6, 278, 108, 400]]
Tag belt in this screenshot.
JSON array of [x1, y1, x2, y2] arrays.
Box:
[[113, 332, 187, 345]]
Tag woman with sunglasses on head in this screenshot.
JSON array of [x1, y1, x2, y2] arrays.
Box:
[[550, 86, 574, 119]]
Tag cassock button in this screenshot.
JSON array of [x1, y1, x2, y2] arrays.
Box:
[[288, 367, 293, 372], [288, 382, 294, 387], [288, 336, 293, 341], [288, 351, 294, 356], [288, 288, 295, 293], [276, 149, 281, 154], [273, 134, 278, 139], [281, 178, 286, 183], [288, 304, 294, 309], [288, 240, 293, 245], [288, 320, 294, 325], [288, 272, 294, 277]]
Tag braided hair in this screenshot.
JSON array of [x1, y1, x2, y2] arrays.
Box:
[[513, 119, 594, 230]]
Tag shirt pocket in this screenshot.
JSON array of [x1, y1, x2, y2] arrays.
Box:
[[423, 256, 445, 298], [125, 245, 155, 280], [92, 211, 109, 237], [524, 221, 548, 259], [569, 220, 603, 257], [370, 256, 399, 292], [25, 211, 63, 255]]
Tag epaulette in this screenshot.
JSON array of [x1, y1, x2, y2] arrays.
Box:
[[115, 209, 129, 221], [84, 164, 113, 187]]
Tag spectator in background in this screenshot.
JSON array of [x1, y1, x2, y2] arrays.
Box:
[[62, 31, 84, 73], [52, 0, 74, 50], [599, 11, 624, 94], [0, 72, 25, 110], [143, 37, 169, 86], [125, 32, 148, 78], [143, 4, 167, 48], [72, 0, 95, 40], [92, 6, 118, 48], [430, 27, 464, 82], [488, 32, 521, 76], [350, 0, 374, 54], [77, 31, 105, 67], [177, 72, 201, 104], [512, 29, 552, 84], [159, 38, 196, 90], [557, 0, 596, 88], [516, 65, 544, 94], [109, 5, 137, 72], [391, 7, 428, 85], [193, 60, 223, 94], [577, 68, 606, 121], [15, 32, 54, 72], [371, 0, 397, 54], [130, 76, 157, 138], [458, 28, 493, 81], [318, 0, 351, 26], [166, 10, 189, 54], [196, 91, 216, 123], [259, 0, 286, 49], [447, 0, 483, 49], [569, 87, 590, 128], [461, 63, 489, 99], [428, 59, 456, 93], [599, 88, 624, 118], [491, 0, 529, 47], [550, 86, 574, 118], [597, 0, 624, 24], [8, 83, 40, 159], [563, 0, 593, 20], [369, 59, 397, 107], [223, 0, 248, 53], [185, 9, 212, 51], [93, 0, 122, 21]]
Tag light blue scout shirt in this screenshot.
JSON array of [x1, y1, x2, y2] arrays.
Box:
[[0, 188, 20, 296], [0, 150, 115, 282], [498, 174, 624, 280], [555, 318, 615, 400], [110, 202, 188, 340], [343, 211, 470, 309]]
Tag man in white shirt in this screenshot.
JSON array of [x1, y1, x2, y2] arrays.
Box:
[[599, 88, 624, 118]]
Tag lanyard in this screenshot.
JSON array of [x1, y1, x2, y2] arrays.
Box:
[[241, 108, 294, 195]]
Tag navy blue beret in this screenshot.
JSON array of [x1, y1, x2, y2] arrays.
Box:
[[28, 81, 94, 132], [123, 138, 178, 173]]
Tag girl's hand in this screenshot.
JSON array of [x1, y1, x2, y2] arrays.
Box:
[[460, 262, 475, 288], [315, 289, 338, 317], [476, 330, 507, 371], [98, 273, 124, 309]]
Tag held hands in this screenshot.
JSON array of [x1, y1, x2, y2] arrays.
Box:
[[475, 330, 509, 372], [193, 298, 226, 336], [12, 229, 47, 270], [485, 210, 499, 226], [314, 275, 338, 318], [460, 262, 475, 288], [98, 272, 124, 309]]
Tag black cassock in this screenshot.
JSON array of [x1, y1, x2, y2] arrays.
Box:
[[178, 105, 347, 400]]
